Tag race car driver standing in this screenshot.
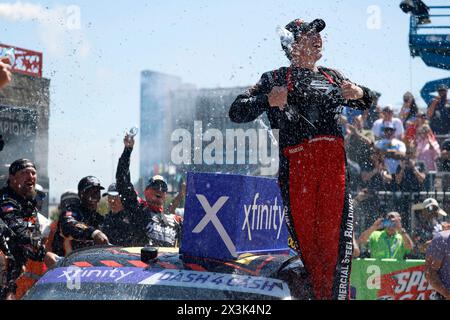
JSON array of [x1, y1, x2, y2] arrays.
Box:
[[229, 18, 376, 300]]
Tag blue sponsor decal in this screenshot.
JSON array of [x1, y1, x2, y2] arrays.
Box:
[[180, 172, 289, 260], [38, 267, 151, 285], [139, 270, 291, 299], [37, 267, 291, 299]]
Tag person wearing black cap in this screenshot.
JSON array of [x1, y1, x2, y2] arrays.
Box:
[[400, 0, 431, 24], [229, 18, 376, 300], [54, 176, 109, 256], [116, 134, 180, 247], [428, 84, 450, 135], [100, 183, 136, 247], [0, 159, 58, 300]]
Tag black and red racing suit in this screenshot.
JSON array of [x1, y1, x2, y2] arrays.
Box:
[[229, 66, 375, 300], [0, 186, 47, 298]]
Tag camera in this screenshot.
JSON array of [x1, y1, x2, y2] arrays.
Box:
[[382, 219, 395, 229]]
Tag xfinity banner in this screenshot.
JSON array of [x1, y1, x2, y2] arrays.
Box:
[[0, 105, 37, 170], [180, 172, 289, 261]]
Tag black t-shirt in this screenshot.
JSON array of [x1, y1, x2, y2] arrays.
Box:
[[441, 139, 450, 171], [429, 98, 450, 135], [396, 161, 427, 192], [346, 133, 373, 168], [101, 210, 136, 247], [362, 163, 392, 192]]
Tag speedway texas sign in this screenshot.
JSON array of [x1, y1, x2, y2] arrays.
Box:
[[350, 259, 439, 300], [180, 172, 289, 260]]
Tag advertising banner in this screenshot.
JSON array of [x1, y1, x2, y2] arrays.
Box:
[[351, 259, 439, 300], [0, 105, 37, 171], [180, 172, 289, 260]]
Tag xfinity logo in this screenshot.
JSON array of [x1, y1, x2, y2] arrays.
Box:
[[242, 193, 284, 241], [193, 194, 237, 257], [192, 193, 285, 257], [58, 267, 134, 287]]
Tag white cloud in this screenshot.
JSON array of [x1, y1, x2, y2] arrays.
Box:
[[0, 1, 90, 58], [0, 1, 45, 21]]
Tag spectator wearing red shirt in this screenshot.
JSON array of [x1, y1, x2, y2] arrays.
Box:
[[404, 112, 428, 146]]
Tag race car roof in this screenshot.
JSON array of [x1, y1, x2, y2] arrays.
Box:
[[59, 246, 302, 279]]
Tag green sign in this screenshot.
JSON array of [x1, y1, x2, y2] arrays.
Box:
[[350, 259, 439, 300]]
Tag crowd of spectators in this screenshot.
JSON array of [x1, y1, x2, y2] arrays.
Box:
[[342, 86, 450, 259]]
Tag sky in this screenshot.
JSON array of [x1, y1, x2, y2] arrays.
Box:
[[0, 0, 449, 202]]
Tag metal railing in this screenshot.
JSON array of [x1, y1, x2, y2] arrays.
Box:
[[411, 5, 450, 33], [353, 189, 449, 235], [0, 43, 43, 78]]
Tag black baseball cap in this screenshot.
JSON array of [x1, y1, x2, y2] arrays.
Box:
[[9, 159, 36, 175], [102, 183, 119, 197], [78, 176, 105, 193], [281, 18, 325, 60], [285, 19, 326, 38], [146, 175, 168, 192], [60, 190, 80, 209]]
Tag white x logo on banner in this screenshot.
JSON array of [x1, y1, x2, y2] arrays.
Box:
[[193, 194, 237, 257]]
